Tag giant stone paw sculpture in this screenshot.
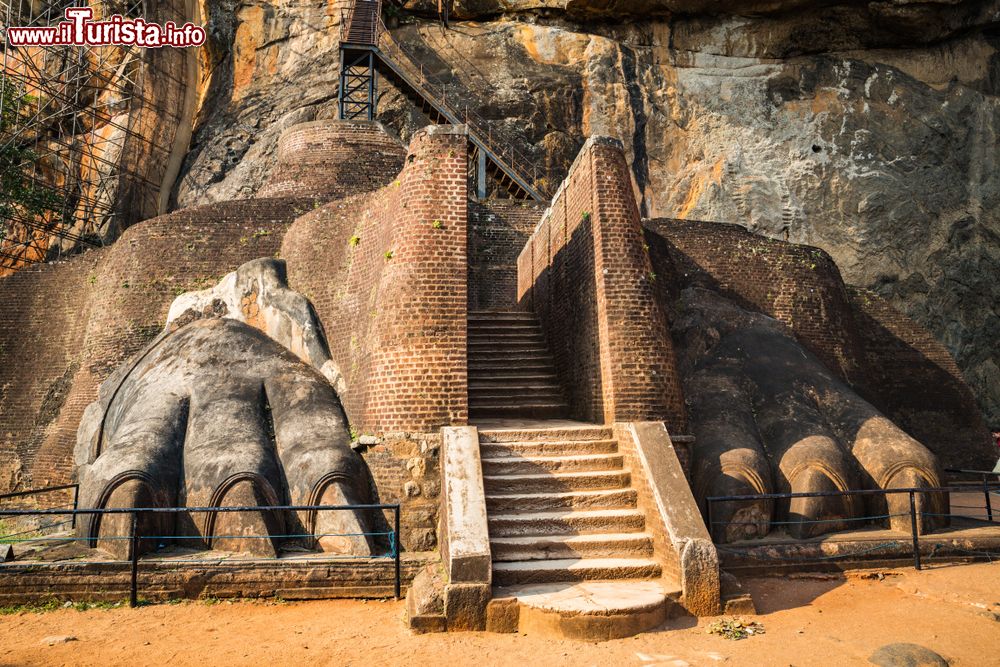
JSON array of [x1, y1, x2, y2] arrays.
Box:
[[673, 287, 948, 543], [74, 259, 372, 558]]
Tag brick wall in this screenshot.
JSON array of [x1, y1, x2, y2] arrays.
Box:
[[645, 217, 992, 470], [517, 137, 686, 430], [259, 121, 406, 200], [281, 125, 470, 435], [646, 218, 865, 387], [0, 197, 314, 493], [468, 201, 545, 310], [847, 287, 993, 469]]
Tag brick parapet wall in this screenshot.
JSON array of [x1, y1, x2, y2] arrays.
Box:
[[282, 125, 470, 435], [645, 218, 865, 387], [0, 197, 315, 493], [847, 287, 992, 468], [259, 121, 406, 200], [644, 217, 991, 469], [517, 137, 686, 430], [0, 554, 435, 605], [468, 201, 545, 310]]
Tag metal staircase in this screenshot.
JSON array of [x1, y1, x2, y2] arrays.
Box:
[[338, 0, 549, 201]]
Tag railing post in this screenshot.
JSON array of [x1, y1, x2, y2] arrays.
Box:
[[129, 510, 140, 607], [71, 484, 79, 529], [393, 504, 401, 600], [984, 474, 994, 522], [908, 491, 922, 571], [706, 498, 715, 543]]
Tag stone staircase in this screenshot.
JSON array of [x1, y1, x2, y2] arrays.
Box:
[[480, 424, 681, 639], [467, 311, 569, 420]]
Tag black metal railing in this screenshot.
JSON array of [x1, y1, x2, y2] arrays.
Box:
[[0, 502, 402, 606], [337, 0, 549, 200], [946, 468, 1000, 522], [706, 482, 1000, 572], [0, 483, 80, 530]]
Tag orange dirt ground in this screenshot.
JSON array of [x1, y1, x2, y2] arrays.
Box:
[[1, 562, 999, 666]]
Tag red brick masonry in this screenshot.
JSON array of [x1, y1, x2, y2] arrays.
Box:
[[517, 137, 686, 431]]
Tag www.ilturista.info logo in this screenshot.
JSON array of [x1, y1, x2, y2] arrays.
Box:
[[5, 7, 206, 47]]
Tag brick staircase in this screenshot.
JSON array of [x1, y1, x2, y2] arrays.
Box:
[[467, 311, 569, 420]]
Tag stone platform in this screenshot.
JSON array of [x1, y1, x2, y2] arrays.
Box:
[[717, 518, 1000, 575], [489, 580, 682, 641], [0, 538, 435, 604]]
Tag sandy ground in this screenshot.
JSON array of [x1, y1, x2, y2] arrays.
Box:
[[1, 563, 999, 667]]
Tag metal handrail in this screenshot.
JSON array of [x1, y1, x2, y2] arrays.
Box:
[[372, 18, 547, 198], [0, 483, 80, 528], [706, 482, 1000, 571], [336, 0, 547, 199], [0, 483, 78, 501]]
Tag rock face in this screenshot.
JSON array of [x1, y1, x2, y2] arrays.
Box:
[[172, 1, 1000, 425]]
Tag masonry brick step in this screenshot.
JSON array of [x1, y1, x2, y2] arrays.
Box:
[[469, 392, 567, 405], [469, 383, 566, 393], [479, 427, 614, 443], [490, 532, 655, 561], [485, 488, 637, 513], [469, 404, 569, 419], [468, 342, 552, 353], [468, 350, 555, 363], [468, 364, 558, 376], [467, 324, 543, 335], [467, 374, 562, 386], [492, 558, 662, 587], [480, 439, 619, 458], [468, 311, 537, 323], [483, 469, 630, 494], [481, 453, 624, 475], [488, 508, 645, 537], [468, 330, 545, 339]]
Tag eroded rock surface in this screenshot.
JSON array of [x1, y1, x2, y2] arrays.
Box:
[[174, 3, 1000, 423]]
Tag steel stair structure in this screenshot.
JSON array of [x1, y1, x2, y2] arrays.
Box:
[[338, 0, 549, 201]]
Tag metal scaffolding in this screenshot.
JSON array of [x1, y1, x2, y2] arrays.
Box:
[[0, 0, 159, 273]]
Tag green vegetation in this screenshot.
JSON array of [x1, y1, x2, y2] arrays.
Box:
[[0, 80, 61, 241]]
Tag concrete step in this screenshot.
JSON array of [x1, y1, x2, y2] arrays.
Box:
[[481, 453, 624, 475], [492, 558, 662, 586], [481, 439, 619, 458], [485, 488, 636, 513], [488, 508, 645, 537], [490, 532, 654, 561], [479, 427, 614, 443], [489, 580, 681, 640]]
